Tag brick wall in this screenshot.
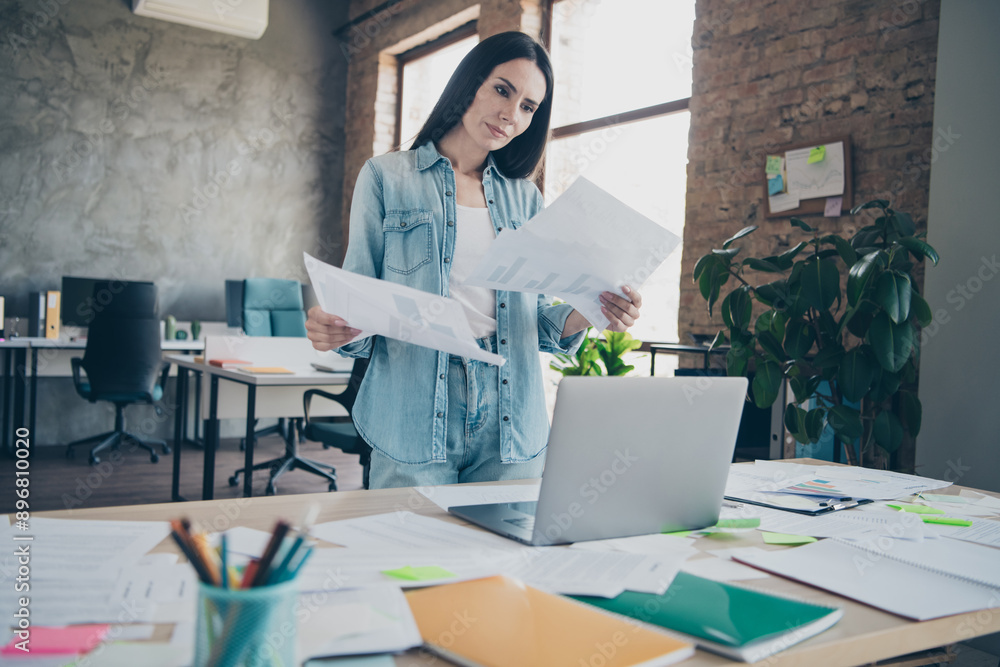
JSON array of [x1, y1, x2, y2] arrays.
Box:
[[337, 0, 545, 260], [681, 0, 940, 344]]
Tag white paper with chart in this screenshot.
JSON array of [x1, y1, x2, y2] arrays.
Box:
[[304, 253, 504, 365], [465, 177, 680, 331]]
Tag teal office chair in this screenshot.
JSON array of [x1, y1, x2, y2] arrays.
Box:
[[65, 281, 171, 465], [229, 278, 339, 493]]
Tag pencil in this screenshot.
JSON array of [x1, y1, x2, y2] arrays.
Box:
[[251, 520, 290, 587], [169, 527, 214, 585]]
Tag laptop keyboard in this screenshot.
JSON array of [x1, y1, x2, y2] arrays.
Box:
[[503, 516, 535, 530]]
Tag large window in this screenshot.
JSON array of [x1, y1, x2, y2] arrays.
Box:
[[396, 26, 478, 150], [545, 0, 696, 371]]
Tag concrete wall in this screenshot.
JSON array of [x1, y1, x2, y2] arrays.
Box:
[[917, 0, 1000, 493], [0, 0, 349, 444]]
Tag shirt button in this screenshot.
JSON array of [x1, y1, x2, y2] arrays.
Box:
[[500, 339, 507, 345], [503, 416, 510, 422], [447, 220, 454, 226], [488, 199, 494, 204], [400, 221, 406, 227], [444, 257, 450, 263], [439, 374, 445, 379], [502, 379, 508, 385], [499, 302, 505, 308], [437, 412, 444, 418], [445, 191, 453, 197]]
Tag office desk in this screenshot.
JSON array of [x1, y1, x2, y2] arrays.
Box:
[[0, 338, 203, 456], [167, 355, 350, 502], [19, 465, 1000, 667]]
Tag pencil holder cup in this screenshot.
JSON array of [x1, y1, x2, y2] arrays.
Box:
[[194, 579, 298, 667]]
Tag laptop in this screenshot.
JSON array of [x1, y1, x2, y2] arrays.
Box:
[[449, 376, 748, 545]]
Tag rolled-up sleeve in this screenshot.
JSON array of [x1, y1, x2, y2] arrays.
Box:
[[536, 296, 586, 355]]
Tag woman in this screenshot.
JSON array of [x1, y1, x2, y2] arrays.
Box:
[[307, 31, 642, 489]]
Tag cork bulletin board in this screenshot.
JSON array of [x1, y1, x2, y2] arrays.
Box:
[[763, 135, 853, 218]]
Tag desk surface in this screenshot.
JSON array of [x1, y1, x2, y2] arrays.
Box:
[[0, 337, 204, 351], [20, 460, 1000, 667], [167, 354, 351, 385]]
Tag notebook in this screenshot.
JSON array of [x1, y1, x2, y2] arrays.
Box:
[[449, 376, 748, 545], [572, 571, 843, 663], [404, 575, 694, 667], [734, 537, 1000, 620]]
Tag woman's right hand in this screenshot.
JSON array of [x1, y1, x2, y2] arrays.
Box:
[[305, 306, 362, 351]]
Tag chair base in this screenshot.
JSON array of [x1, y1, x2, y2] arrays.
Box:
[[65, 402, 169, 465], [231, 424, 337, 495]]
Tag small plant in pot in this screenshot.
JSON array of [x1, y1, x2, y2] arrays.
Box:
[[692, 200, 939, 468]]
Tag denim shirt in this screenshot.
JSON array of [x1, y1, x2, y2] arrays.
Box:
[[337, 142, 584, 464]]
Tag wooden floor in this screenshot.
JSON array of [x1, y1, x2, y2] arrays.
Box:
[[2, 435, 366, 514]]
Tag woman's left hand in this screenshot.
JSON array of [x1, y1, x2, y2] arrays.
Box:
[[600, 286, 642, 332]]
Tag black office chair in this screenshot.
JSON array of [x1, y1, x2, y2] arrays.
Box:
[[65, 281, 170, 465], [300, 358, 372, 490]]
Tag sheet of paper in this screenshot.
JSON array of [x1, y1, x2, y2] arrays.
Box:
[[738, 503, 927, 540], [944, 520, 1000, 548], [507, 548, 679, 597], [299, 585, 421, 660], [772, 466, 952, 500], [416, 480, 541, 510], [297, 548, 510, 591], [785, 142, 844, 199], [465, 177, 680, 331], [681, 556, 770, 582], [304, 253, 504, 365], [311, 511, 525, 553], [569, 533, 699, 557], [768, 192, 800, 213]]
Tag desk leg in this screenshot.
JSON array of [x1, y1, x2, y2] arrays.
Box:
[[29, 349, 37, 443], [650, 349, 657, 377], [172, 367, 188, 502], [12, 349, 26, 444], [2, 349, 11, 456], [202, 375, 219, 501], [243, 385, 256, 499]]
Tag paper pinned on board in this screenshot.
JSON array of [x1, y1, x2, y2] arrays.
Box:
[[304, 253, 504, 366], [465, 177, 680, 331]]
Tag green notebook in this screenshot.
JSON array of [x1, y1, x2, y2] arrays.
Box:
[[571, 571, 842, 663]]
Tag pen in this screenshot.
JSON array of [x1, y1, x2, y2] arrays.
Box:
[[221, 533, 229, 590], [169, 527, 214, 585], [251, 520, 291, 587]]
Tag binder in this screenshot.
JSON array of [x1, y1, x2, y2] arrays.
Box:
[[0, 296, 5, 338], [573, 571, 843, 663], [724, 492, 873, 515], [27, 291, 46, 337], [45, 290, 61, 339], [405, 575, 694, 667]]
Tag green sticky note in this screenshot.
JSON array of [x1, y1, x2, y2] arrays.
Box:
[[887, 503, 945, 515], [382, 565, 457, 581], [662, 530, 693, 538], [761, 532, 817, 545], [921, 516, 973, 527], [765, 155, 782, 175], [714, 518, 761, 530], [808, 145, 826, 163]]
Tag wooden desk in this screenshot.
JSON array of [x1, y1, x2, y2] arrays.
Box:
[[22, 464, 1000, 667], [167, 354, 351, 502]]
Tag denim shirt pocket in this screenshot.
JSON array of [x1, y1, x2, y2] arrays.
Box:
[[383, 210, 434, 274]]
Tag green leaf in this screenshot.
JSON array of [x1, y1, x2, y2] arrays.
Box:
[[800, 258, 840, 311], [890, 210, 916, 235], [870, 367, 902, 403], [845, 301, 877, 338], [708, 330, 727, 352], [743, 258, 783, 272], [838, 348, 876, 402], [851, 226, 882, 250], [869, 312, 914, 372], [756, 331, 787, 362], [824, 235, 858, 266], [850, 199, 890, 215], [828, 405, 864, 441], [755, 311, 787, 342], [790, 374, 821, 404], [873, 410, 904, 453], [712, 248, 742, 260], [727, 345, 750, 377], [790, 217, 814, 232], [811, 345, 844, 369], [875, 271, 912, 324], [698, 262, 730, 316], [783, 318, 816, 359], [910, 292, 933, 327], [847, 250, 883, 306], [722, 225, 757, 249], [597, 331, 642, 377], [772, 241, 808, 269], [724, 286, 752, 331], [897, 236, 940, 265], [784, 405, 808, 443], [754, 281, 787, 308], [752, 361, 783, 408], [693, 254, 720, 282], [900, 391, 923, 437], [804, 408, 826, 443]]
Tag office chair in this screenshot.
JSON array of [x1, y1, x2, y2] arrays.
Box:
[[300, 358, 372, 490], [65, 281, 171, 465]]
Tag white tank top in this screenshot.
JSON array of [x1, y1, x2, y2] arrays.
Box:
[[449, 204, 497, 339]]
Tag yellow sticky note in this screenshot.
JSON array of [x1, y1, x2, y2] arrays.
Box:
[[761, 532, 817, 545], [765, 155, 782, 175], [808, 145, 826, 163], [887, 503, 945, 515], [382, 565, 456, 581]]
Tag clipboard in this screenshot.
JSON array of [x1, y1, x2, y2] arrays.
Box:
[[725, 494, 873, 516]]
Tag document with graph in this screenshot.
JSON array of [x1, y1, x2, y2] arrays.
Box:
[[465, 177, 680, 331], [304, 253, 504, 366]]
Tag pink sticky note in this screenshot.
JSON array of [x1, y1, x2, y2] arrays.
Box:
[[824, 196, 843, 217], [1, 624, 110, 655]]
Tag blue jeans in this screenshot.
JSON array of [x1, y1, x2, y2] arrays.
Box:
[[368, 336, 546, 489]]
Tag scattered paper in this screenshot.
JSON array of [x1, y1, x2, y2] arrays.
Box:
[[304, 253, 504, 365], [681, 556, 770, 582], [299, 586, 421, 660], [824, 196, 843, 217], [785, 143, 844, 199], [311, 512, 523, 553], [417, 480, 541, 511], [943, 520, 1000, 548], [768, 192, 801, 213]]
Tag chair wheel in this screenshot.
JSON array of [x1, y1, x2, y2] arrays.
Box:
[[150, 453, 159, 463], [228, 476, 239, 487], [89, 455, 100, 465], [328, 482, 337, 492], [162, 444, 171, 454]]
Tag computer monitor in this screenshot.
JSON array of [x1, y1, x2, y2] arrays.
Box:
[[60, 276, 103, 327]]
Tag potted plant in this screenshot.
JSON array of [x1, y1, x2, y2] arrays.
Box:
[[550, 328, 643, 377], [692, 200, 939, 468]]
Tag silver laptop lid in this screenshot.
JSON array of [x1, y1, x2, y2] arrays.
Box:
[[531, 376, 748, 545]]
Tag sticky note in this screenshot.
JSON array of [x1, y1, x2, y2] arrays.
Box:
[[767, 174, 784, 196], [808, 145, 826, 163], [382, 565, 457, 581], [1, 624, 109, 655], [765, 155, 782, 175], [887, 503, 945, 515], [761, 532, 817, 545], [661, 530, 693, 538], [713, 518, 761, 531], [824, 196, 843, 217], [921, 516, 973, 526]]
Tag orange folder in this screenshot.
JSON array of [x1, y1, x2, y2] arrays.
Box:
[[405, 575, 693, 667]]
